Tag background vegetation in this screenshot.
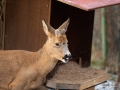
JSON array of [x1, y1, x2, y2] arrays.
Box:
[[91, 5, 120, 74]]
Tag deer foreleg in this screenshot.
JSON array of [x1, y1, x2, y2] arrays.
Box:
[[9, 81, 27, 90], [24, 76, 43, 90]]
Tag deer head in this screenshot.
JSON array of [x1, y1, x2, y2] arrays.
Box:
[[42, 19, 72, 63]]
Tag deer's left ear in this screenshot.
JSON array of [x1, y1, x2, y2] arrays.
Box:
[[58, 18, 70, 35]]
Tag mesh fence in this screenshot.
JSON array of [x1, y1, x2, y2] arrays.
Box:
[[0, 0, 4, 49]]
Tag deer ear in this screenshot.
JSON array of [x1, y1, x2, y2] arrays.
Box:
[[58, 18, 70, 35], [42, 20, 55, 36]]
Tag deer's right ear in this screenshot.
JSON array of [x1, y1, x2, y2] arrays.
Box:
[[42, 20, 49, 35], [42, 20, 55, 36]]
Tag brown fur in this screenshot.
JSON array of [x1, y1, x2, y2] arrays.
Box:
[[0, 19, 70, 90], [0, 48, 58, 90]]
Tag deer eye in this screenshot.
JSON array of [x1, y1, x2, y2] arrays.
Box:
[[63, 42, 66, 45], [55, 43, 60, 47]]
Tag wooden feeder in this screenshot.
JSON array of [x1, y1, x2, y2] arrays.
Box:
[[2, 0, 120, 90]]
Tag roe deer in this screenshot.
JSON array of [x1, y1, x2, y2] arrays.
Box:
[[0, 19, 71, 90]]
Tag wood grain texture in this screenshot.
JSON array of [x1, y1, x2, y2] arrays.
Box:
[[5, 0, 51, 51], [58, 0, 120, 11], [46, 61, 109, 90]]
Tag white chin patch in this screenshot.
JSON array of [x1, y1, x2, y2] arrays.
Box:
[[61, 59, 68, 63]]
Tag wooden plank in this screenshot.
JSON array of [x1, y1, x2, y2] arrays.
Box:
[[79, 74, 109, 90], [46, 74, 109, 90], [57, 83, 80, 89], [46, 73, 109, 90], [46, 62, 109, 90], [5, 0, 51, 51], [46, 80, 57, 89], [58, 0, 120, 11]]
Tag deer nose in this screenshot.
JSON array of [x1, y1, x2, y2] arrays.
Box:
[[62, 54, 72, 60]]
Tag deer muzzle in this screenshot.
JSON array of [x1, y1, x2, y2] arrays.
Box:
[[62, 54, 72, 63]]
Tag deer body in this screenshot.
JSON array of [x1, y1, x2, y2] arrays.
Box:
[[0, 19, 71, 90]]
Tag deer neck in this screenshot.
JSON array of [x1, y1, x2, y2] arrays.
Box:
[[36, 41, 58, 77]]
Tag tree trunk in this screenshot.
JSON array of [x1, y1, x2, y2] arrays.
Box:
[[105, 5, 120, 73]]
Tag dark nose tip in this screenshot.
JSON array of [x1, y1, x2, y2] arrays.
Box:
[[62, 54, 72, 60], [69, 54, 72, 59]]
